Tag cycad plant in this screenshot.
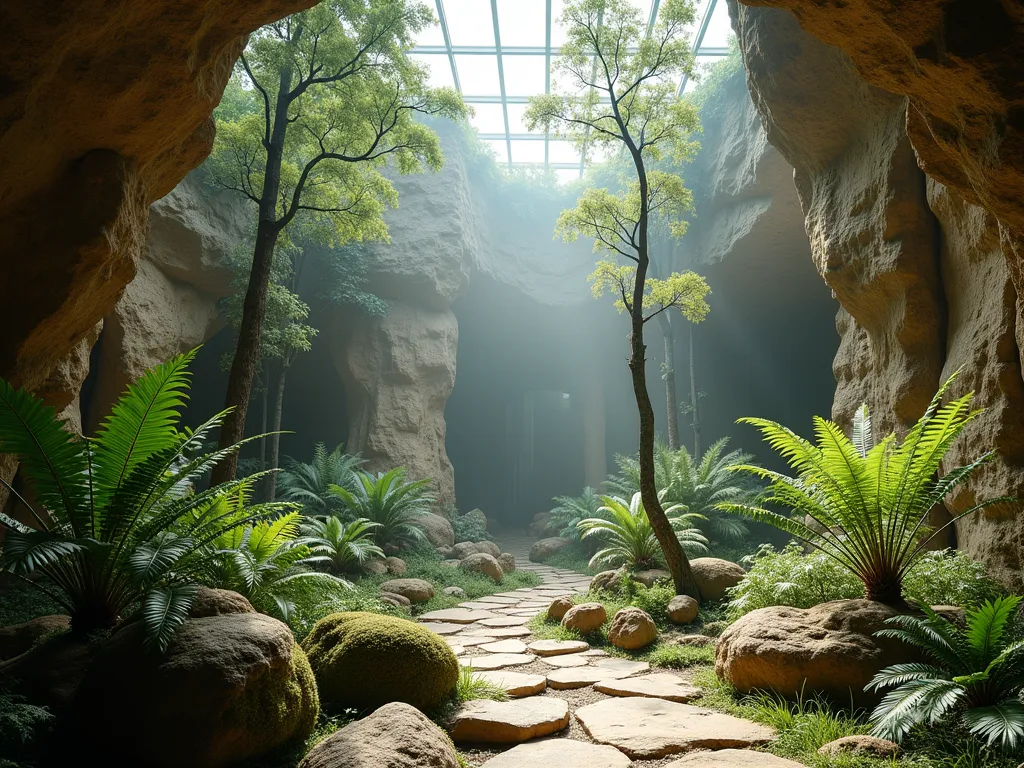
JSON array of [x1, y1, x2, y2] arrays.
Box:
[[719, 374, 1007, 605], [578, 492, 708, 570], [547, 487, 609, 541], [0, 350, 282, 651], [867, 597, 1024, 750], [207, 510, 350, 621], [607, 439, 755, 543], [300, 516, 384, 573], [278, 443, 364, 515], [328, 468, 433, 553]]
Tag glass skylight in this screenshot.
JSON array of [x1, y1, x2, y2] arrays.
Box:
[[413, 0, 732, 178]]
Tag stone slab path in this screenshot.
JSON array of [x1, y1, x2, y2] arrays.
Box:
[[423, 533, 778, 767]]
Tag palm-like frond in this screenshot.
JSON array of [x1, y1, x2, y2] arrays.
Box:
[[868, 596, 1024, 750], [721, 372, 995, 603], [300, 515, 384, 573], [579, 492, 708, 570], [278, 443, 364, 514], [0, 350, 289, 651], [547, 487, 608, 541], [327, 468, 433, 552]]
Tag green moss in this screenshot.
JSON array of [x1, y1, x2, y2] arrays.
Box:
[[223, 642, 319, 756], [302, 612, 459, 713]]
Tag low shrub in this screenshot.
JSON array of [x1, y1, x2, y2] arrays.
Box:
[[648, 643, 714, 669]]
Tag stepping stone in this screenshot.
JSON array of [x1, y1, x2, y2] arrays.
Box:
[[505, 609, 545, 616], [575, 699, 775, 759], [593, 657, 649, 675], [594, 673, 703, 703], [664, 750, 804, 767], [421, 622, 467, 635], [541, 653, 590, 668], [580, 649, 608, 657], [448, 645, 466, 656], [476, 596, 521, 605], [461, 626, 532, 638], [529, 639, 589, 657], [546, 665, 640, 689], [479, 639, 529, 654], [480, 740, 631, 767], [459, 653, 535, 670], [456, 635, 500, 647], [449, 698, 570, 744], [419, 608, 497, 624], [461, 601, 506, 610], [478, 616, 532, 627], [474, 670, 547, 697]]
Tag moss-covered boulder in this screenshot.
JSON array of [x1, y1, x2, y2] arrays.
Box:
[[71, 612, 318, 767], [303, 612, 459, 712]]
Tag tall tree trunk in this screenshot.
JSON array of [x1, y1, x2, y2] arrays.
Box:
[[688, 322, 700, 457], [211, 65, 293, 486], [630, 155, 699, 600], [259, 364, 268, 472], [657, 312, 680, 451], [266, 359, 289, 502]]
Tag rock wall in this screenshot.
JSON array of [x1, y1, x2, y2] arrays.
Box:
[[0, 0, 314, 505], [729, 2, 1024, 585]]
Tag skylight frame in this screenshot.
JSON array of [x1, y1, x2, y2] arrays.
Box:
[[416, 0, 732, 178]]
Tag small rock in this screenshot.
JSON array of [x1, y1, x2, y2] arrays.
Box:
[[562, 602, 607, 633], [671, 634, 712, 647], [415, 513, 456, 548], [594, 673, 703, 703], [443, 586, 467, 599], [363, 559, 388, 576], [667, 595, 699, 625], [479, 740, 631, 767], [449, 698, 570, 744], [591, 568, 627, 592], [379, 578, 434, 604], [818, 735, 901, 758], [379, 592, 411, 609], [664, 750, 804, 767], [529, 537, 570, 563], [384, 556, 407, 576], [690, 557, 746, 601], [608, 607, 658, 650], [575, 698, 775, 759], [474, 670, 547, 697], [528, 639, 589, 656], [453, 542, 481, 559], [460, 553, 505, 583], [497, 553, 517, 573], [632, 569, 671, 587], [547, 596, 574, 621], [299, 701, 459, 768]]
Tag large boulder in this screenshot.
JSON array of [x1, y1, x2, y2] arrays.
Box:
[[529, 537, 569, 563], [302, 612, 459, 712], [452, 541, 481, 559], [459, 552, 504, 583], [0, 614, 70, 661], [71, 612, 318, 767], [608, 607, 658, 650], [715, 599, 912, 704], [562, 603, 607, 634], [414, 513, 455, 548], [298, 702, 460, 768], [690, 558, 746, 601], [188, 587, 255, 618], [498, 552, 517, 573], [379, 578, 434, 604]]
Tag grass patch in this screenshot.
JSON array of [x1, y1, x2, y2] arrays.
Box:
[[646, 643, 715, 668]]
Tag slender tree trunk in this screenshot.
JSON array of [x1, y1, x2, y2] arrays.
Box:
[[657, 312, 680, 451], [211, 66, 293, 486], [688, 322, 700, 457], [630, 158, 699, 601], [259, 364, 268, 472], [266, 359, 289, 502]]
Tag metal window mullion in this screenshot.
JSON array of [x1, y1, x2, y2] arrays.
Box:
[[490, 0, 512, 170], [544, 0, 552, 171], [677, 0, 718, 97], [434, 0, 461, 92]]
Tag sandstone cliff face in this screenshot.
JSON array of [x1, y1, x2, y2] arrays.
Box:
[[730, 2, 1024, 585]]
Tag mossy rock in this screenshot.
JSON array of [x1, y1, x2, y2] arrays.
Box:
[[303, 612, 459, 712]]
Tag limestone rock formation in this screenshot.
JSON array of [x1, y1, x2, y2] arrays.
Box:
[[729, 1, 1024, 586]]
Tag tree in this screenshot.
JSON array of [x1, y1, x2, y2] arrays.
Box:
[[527, 0, 708, 597], [208, 0, 466, 484]]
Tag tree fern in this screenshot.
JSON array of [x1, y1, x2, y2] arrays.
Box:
[[867, 597, 1024, 750], [328, 468, 433, 553], [0, 350, 290, 652], [719, 373, 1008, 604]]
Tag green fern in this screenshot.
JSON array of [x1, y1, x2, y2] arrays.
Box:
[[278, 443, 364, 515], [719, 373, 1008, 604], [868, 596, 1024, 750], [578, 492, 708, 570], [547, 487, 608, 542], [328, 468, 433, 553], [0, 349, 288, 652], [300, 516, 384, 573]]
